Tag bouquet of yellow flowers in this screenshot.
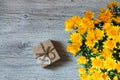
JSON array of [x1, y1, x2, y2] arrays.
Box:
[[65, 1, 120, 80]]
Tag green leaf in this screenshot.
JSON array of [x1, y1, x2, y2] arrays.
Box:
[[78, 51, 83, 56], [68, 40, 72, 44]]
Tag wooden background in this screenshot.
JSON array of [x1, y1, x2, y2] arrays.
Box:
[[0, 0, 119, 80]]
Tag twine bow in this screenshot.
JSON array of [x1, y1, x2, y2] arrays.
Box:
[[36, 43, 55, 64]]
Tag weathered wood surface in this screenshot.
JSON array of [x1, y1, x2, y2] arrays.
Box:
[[0, 0, 119, 80]]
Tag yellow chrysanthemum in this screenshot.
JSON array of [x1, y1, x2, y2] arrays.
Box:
[[114, 35, 120, 43], [78, 68, 86, 74], [91, 57, 103, 69], [106, 26, 119, 39], [79, 74, 92, 80], [81, 17, 94, 30], [94, 28, 104, 40], [97, 9, 112, 22], [85, 30, 96, 48], [67, 43, 80, 55], [100, 48, 112, 59], [114, 17, 120, 23], [64, 19, 74, 31], [100, 8, 105, 13], [92, 71, 103, 80], [70, 32, 82, 45], [88, 68, 96, 74], [102, 73, 110, 80], [107, 1, 119, 8], [113, 76, 118, 80], [92, 48, 98, 54], [79, 74, 88, 80], [103, 39, 116, 50], [103, 22, 112, 30], [93, 19, 100, 24], [104, 58, 116, 70], [86, 39, 96, 48], [86, 76, 92, 80], [115, 61, 120, 73], [84, 11, 94, 19], [64, 16, 81, 31], [77, 56, 87, 64], [78, 26, 87, 35], [71, 16, 81, 27]]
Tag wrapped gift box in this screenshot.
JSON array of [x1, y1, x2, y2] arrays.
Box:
[[32, 40, 60, 68]]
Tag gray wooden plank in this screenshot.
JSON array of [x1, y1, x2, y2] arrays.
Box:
[[0, 0, 119, 80]]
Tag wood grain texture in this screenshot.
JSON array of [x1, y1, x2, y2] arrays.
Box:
[[0, 0, 119, 80]]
